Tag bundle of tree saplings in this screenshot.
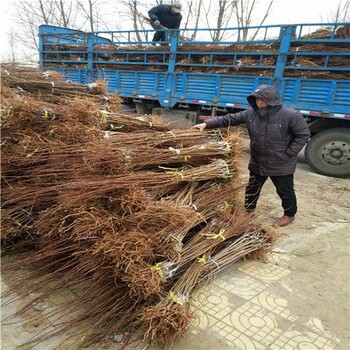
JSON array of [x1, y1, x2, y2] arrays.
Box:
[[1, 66, 279, 350]]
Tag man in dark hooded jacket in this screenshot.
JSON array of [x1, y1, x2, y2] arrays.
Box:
[[148, 2, 182, 43], [192, 85, 311, 227]]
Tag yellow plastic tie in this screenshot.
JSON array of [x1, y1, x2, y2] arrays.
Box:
[[158, 166, 184, 180], [223, 201, 232, 210], [197, 254, 207, 264], [110, 123, 124, 130], [42, 109, 49, 119], [222, 161, 232, 179], [178, 172, 184, 180], [151, 262, 164, 281], [183, 155, 191, 162], [201, 229, 225, 241], [196, 212, 207, 223], [167, 291, 184, 305], [224, 142, 231, 154], [158, 166, 178, 172], [100, 110, 107, 123], [122, 149, 132, 167], [168, 131, 176, 138]]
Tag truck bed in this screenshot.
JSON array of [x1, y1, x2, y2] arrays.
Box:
[[39, 23, 350, 119]]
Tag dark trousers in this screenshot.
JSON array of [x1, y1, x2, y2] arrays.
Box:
[[152, 31, 166, 42], [244, 172, 297, 217]]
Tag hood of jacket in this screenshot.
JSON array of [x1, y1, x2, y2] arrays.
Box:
[[247, 85, 282, 110]]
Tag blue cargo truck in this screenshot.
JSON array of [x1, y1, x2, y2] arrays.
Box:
[[38, 23, 350, 177]]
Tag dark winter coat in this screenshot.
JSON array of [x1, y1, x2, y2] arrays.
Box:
[[205, 85, 311, 176], [148, 5, 182, 29]]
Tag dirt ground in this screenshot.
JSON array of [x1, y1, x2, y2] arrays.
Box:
[[1, 145, 350, 350]]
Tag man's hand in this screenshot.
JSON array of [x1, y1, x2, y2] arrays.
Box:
[[191, 122, 207, 131], [153, 20, 161, 27]]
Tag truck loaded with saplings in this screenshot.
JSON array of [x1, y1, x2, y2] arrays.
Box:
[[38, 22, 350, 177]]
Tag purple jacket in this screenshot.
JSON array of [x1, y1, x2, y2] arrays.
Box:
[[205, 85, 311, 176]]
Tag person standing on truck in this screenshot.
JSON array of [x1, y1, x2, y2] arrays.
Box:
[[148, 1, 182, 44], [192, 85, 311, 227]]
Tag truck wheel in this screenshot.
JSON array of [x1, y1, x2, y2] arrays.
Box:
[[135, 102, 147, 115], [305, 128, 350, 178], [135, 102, 152, 115]]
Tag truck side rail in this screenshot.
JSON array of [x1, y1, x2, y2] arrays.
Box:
[[39, 23, 350, 76], [39, 23, 350, 117]]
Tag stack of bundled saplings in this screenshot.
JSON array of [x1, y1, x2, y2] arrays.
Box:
[[1, 65, 278, 350], [62, 25, 350, 79]]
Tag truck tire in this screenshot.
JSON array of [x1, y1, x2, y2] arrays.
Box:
[[305, 128, 350, 178], [135, 102, 153, 115], [135, 102, 147, 115]]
